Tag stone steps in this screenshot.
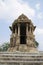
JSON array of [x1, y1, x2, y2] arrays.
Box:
[[0, 52, 43, 64]]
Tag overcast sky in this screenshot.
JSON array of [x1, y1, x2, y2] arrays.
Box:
[[0, 0, 43, 51]]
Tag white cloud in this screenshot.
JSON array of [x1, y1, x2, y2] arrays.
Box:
[[35, 3, 43, 20], [0, 0, 9, 19], [35, 3, 40, 10], [34, 28, 43, 51], [37, 13, 43, 19], [35, 28, 43, 35], [0, 0, 35, 21]]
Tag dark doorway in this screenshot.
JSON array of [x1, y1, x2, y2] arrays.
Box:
[[20, 23, 26, 44]]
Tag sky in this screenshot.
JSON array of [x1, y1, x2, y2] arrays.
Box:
[[0, 0, 43, 51]]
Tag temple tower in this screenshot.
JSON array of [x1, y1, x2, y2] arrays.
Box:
[[8, 14, 37, 52]]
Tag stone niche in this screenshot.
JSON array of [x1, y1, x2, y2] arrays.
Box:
[[8, 14, 38, 52]]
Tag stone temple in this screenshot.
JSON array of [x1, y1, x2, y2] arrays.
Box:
[[0, 14, 43, 65], [8, 14, 37, 52]]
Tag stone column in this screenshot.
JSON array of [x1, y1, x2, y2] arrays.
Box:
[[26, 24, 28, 36], [30, 25, 32, 33], [15, 26, 17, 36], [26, 24, 28, 45], [18, 23, 20, 36], [16, 23, 20, 45], [32, 27, 33, 34], [13, 34, 16, 47]]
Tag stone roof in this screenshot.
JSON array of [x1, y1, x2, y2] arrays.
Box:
[[18, 14, 30, 22], [12, 14, 34, 27]]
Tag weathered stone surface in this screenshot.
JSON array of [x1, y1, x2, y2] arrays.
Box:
[[8, 14, 37, 52], [0, 52, 43, 65]]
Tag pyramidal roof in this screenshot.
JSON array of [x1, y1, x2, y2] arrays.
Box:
[[12, 14, 33, 25], [18, 14, 29, 20]]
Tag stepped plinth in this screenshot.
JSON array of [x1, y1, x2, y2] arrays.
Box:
[[0, 52, 43, 65]]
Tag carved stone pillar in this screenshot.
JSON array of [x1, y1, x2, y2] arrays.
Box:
[[30, 25, 31, 33], [32, 27, 33, 34], [13, 34, 16, 47], [26, 24, 28, 36], [18, 24, 20, 36], [15, 26, 17, 36], [16, 23, 20, 45], [26, 24, 28, 45]]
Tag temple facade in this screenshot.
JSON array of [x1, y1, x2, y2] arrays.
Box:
[[8, 14, 37, 52]]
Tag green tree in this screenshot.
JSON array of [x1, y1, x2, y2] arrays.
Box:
[[35, 40, 39, 48], [0, 47, 3, 51], [0, 42, 10, 51]]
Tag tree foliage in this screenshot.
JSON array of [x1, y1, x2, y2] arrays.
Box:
[[35, 40, 39, 48], [0, 42, 10, 51]]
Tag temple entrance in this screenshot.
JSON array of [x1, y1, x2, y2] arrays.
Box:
[[20, 23, 26, 44]]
